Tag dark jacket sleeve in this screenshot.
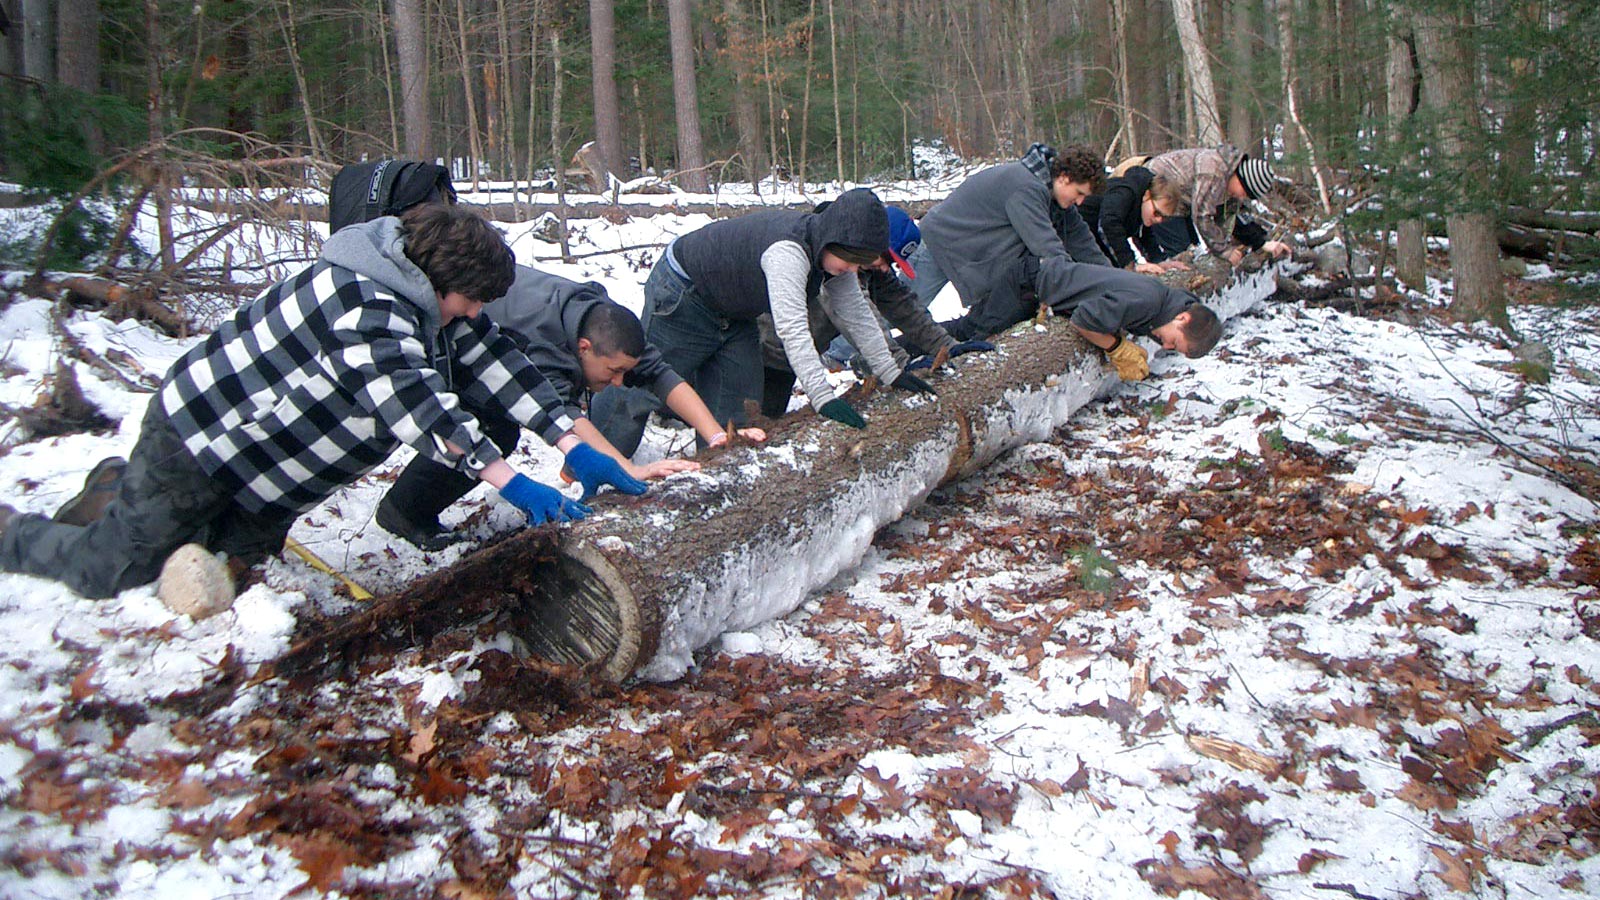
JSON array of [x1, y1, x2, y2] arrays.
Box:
[[862, 268, 957, 356], [1231, 212, 1269, 251], [1096, 182, 1144, 269]]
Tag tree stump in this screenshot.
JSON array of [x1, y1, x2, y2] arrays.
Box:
[[286, 257, 1281, 683]]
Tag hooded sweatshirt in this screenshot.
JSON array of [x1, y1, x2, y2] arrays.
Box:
[[487, 265, 685, 422], [159, 217, 574, 515], [668, 187, 903, 411], [918, 145, 1111, 311]]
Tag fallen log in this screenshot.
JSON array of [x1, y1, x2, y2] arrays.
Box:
[[282, 256, 1282, 683], [24, 273, 189, 336], [1497, 223, 1600, 263]]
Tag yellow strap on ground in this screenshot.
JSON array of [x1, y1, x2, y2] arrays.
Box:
[[284, 537, 374, 601]]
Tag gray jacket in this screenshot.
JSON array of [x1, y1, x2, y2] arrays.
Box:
[[919, 157, 1111, 310], [487, 265, 685, 422]]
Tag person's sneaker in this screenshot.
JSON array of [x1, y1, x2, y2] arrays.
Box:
[[157, 543, 236, 619], [53, 457, 127, 526], [375, 498, 461, 551]]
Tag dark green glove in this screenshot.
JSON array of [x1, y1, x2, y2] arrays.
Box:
[[818, 398, 867, 429]]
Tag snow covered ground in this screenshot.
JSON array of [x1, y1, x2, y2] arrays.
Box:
[[0, 178, 1598, 899]]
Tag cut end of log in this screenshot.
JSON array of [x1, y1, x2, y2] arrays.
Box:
[[505, 538, 650, 682]]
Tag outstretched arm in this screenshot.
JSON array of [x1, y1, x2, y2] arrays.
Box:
[[663, 381, 767, 448]]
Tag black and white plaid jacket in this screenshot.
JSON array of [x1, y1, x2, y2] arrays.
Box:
[[160, 218, 574, 516]]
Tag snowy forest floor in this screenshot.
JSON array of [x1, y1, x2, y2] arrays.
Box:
[[2, 234, 1600, 898]]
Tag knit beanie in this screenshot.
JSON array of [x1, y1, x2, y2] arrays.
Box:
[[1236, 157, 1277, 200]]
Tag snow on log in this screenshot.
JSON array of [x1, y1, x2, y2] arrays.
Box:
[[285, 257, 1281, 683]]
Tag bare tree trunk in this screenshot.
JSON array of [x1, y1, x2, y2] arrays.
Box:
[[276, 0, 327, 159], [374, 3, 401, 154], [56, 0, 102, 154], [589, 0, 625, 180], [550, 31, 573, 261], [1275, 0, 1301, 168], [798, 0, 816, 187], [1387, 27, 1425, 290], [1110, 0, 1136, 157], [524, 0, 543, 213], [722, 0, 766, 188], [827, 0, 844, 188], [633, 81, 649, 174], [1171, 0, 1221, 145], [21, 0, 53, 80], [1016, 0, 1035, 139], [757, 0, 780, 174], [490, 0, 513, 175], [1226, 0, 1254, 152], [666, 0, 710, 191], [1411, 2, 1508, 333], [392, 0, 431, 160], [1500, 2, 1538, 194], [452, 0, 484, 189]]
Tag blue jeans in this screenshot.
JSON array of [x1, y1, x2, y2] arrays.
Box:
[[635, 255, 761, 429], [907, 241, 951, 308]]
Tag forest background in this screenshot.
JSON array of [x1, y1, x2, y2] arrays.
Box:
[[2, 0, 1599, 325]]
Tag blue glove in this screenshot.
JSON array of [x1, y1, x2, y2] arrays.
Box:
[[906, 355, 935, 371], [950, 339, 995, 357], [818, 398, 867, 429], [499, 474, 590, 525], [564, 442, 649, 500]]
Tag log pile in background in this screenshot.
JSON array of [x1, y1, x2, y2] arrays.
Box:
[[284, 256, 1282, 683]]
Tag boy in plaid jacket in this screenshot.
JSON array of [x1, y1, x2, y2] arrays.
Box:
[[0, 204, 643, 614]]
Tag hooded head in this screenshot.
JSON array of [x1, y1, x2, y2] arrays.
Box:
[[810, 188, 894, 280]]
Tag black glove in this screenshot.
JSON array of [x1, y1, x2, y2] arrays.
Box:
[[949, 339, 995, 357], [818, 398, 867, 429], [891, 371, 937, 395]]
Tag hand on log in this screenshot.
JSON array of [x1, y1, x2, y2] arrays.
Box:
[[564, 443, 650, 499], [1106, 336, 1150, 381], [500, 474, 590, 524], [818, 398, 867, 429], [890, 371, 937, 396]]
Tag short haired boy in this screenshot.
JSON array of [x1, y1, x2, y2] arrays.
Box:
[[0, 204, 643, 609], [909, 142, 1113, 315], [376, 264, 767, 548], [1065, 282, 1223, 381], [1143, 144, 1292, 265]]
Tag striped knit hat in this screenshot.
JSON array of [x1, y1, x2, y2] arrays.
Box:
[[1236, 157, 1277, 200]]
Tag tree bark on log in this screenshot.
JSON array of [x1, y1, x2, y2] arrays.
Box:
[[1497, 224, 1600, 263], [282, 259, 1282, 683]]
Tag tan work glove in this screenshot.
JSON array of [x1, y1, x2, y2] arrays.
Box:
[[1106, 335, 1149, 381]]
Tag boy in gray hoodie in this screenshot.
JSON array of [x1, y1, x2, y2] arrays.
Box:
[[0, 204, 643, 612], [911, 142, 1112, 315]]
